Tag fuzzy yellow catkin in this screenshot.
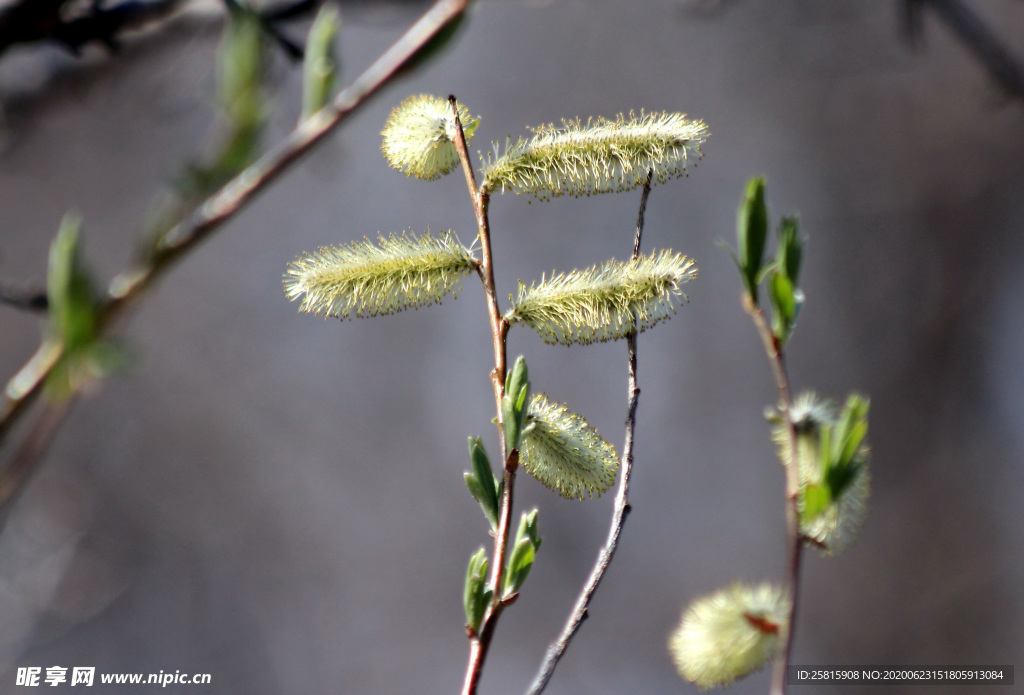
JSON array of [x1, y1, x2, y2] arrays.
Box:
[[518, 393, 619, 500], [669, 583, 789, 690], [482, 110, 708, 199], [771, 392, 871, 555], [506, 250, 697, 345], [283, 230, 478, 319], [381, 95, 479, 180]]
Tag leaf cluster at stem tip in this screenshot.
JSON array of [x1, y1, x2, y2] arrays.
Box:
[[728, 177, 806, 346]]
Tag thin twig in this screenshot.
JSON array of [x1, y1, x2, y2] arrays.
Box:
[[741, 298, 802, 695], [525, 171, 653, 695], [449, 94, 517, 695], [0, 0, 470, 489], [907, 0, 1024, 102], [0, 283, 48, 312]]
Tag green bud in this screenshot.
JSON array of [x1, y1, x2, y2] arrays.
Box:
[[503, 509, 541, 599], [44, 214, 123, 401], [465, 437, 500, 529], [501, 356, 530, 452], [516, 507, 542, 550], [464, 547, 491, 633], [47, 213, 98, 352], [503, 537, 536, 600], [768, 271, 798, 346]]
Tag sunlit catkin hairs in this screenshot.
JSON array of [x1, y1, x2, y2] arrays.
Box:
[[481, 111, 708, 199], [518, 394, 619, 499], [505, 250, 696, 345], [381, 94, 479, 180], [283, 230, 478, 319], [669, 583, 789, 690], [770, 392, 871, 555]]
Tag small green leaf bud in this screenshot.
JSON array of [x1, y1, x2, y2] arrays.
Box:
[[501, 356, 530, 452]]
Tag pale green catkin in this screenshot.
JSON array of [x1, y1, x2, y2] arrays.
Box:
[[482, 111, 708, 199], [381, 95, 479, 180], [506, 250, 697, 345], [519, 394, 619, 500], [284, 230, 478, 319]]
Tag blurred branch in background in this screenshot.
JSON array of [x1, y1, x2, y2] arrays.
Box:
[[902, 0, 1024, 102], [0, 0, 322, 60], [0, 0, 470, 521]]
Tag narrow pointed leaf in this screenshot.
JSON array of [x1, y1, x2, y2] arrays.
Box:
[[737, 177, 767, 302]]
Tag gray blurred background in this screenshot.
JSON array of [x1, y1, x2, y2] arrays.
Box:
[[0, 0, 1022, 693]]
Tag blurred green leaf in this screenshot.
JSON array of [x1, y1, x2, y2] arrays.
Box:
[[301, 3, 341, 120], [776, 215, 804, 286], [182, 1, 269, 195], [47, 214, 97, 350], [768, 271, 796, 345], [801, 483, 831, 525], [44, 214, 125, 401]]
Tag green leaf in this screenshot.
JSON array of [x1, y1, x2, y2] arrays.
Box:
[[503, 537, 536, 599], [501, 356, 530, 452], [801, 483, 831, 525], [768, 271, 796, 345], [466, 437, 499, 529], [776, 215, 804, 286], [301, 2, 341, 120], [44, 213, 120, 402], [826, 460, 863, 501], [516, 508, 541, 550], [47, 213, 98, 351], [464, 547, 490, 633], [833, 395, 869, 467], [188, 0, 269, 193], [737, 177, 768, 303]]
